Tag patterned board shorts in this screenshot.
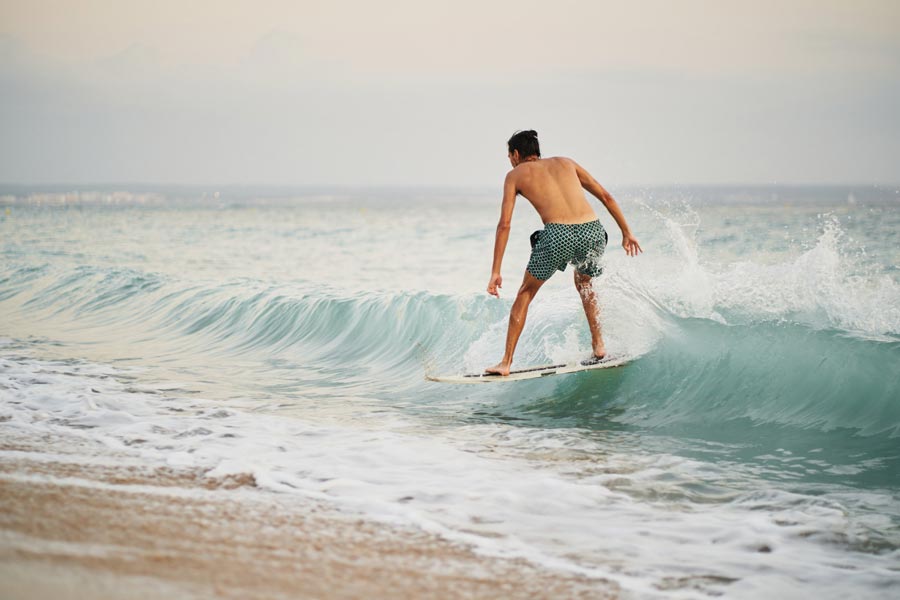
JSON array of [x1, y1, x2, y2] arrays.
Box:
[[526, 219, 608, 281]]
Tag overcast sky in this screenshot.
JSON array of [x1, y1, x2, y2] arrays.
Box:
[[1, 0, 898, 186]]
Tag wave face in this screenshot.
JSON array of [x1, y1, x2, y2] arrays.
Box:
[[7, 267, 899, 423], [3, 200, 899, 453]]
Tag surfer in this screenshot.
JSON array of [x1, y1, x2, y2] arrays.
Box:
[[485, 130, 642, 376]]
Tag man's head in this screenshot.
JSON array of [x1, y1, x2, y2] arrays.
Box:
[[507, 130, 540, 166]]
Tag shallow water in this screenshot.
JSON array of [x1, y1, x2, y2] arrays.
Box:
[[2, 186, 899, 598]]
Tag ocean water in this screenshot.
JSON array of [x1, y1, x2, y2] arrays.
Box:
[[1, 185, 899, 598]]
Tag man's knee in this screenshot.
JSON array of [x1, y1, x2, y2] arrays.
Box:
[[518, 276, 544, 299], [517, 284, 538, 301]]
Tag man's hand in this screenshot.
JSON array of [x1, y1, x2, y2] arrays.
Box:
[[487, 273, 503, 297], [622, 233, 643, 257]]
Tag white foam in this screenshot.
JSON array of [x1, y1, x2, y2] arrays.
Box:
[[3, 352, 898, 599], [610, 207, 900, 337]]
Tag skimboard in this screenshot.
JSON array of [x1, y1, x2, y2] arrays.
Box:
[[426, 355, 629, 384]]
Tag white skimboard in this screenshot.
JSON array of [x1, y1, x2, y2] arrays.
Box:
[[426, 355, 629, 384]]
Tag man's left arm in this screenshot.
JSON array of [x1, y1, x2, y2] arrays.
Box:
[[487, 173, 517, 297]]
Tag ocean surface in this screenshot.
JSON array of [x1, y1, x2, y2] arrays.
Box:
[[2, 185, 899, 598]]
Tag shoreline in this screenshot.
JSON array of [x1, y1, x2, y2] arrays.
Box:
[[0, 435, 617, 599]]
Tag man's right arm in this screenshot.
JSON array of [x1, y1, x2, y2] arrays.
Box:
[[573, 161, 643, 257], [487, 172, 517, 296]]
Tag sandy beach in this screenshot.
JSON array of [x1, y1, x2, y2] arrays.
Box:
[[0, 432, 616, 600]]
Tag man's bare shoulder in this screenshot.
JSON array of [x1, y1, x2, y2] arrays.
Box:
[[505, 162, 532, 181]]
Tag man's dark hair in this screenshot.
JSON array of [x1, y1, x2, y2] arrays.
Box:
[[507, 130, 541, 158]]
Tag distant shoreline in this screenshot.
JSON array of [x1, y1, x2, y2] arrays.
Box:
[[1, 183, 898, 207]]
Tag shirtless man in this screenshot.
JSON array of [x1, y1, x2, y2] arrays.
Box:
[[485, 130, 642, 376]]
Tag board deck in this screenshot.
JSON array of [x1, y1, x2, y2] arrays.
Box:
[[426, 355, 629, 384]]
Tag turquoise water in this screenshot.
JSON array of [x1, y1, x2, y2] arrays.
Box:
[[1, 186, 899, 598]]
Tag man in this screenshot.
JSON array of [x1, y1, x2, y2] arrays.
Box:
[[485, 130, 642, 376]]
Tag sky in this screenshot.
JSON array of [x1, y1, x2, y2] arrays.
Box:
[[1, 0, 899, 186]]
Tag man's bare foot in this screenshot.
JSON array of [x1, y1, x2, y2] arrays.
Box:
[[484, 362, 511, 376], [580, 353, 608, 366]]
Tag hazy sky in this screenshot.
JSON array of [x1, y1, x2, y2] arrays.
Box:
[[1, 0, 898, 186]]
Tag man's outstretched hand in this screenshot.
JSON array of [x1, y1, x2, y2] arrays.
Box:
[[487, 273, 503, 297], [622, 233, 643, 257]]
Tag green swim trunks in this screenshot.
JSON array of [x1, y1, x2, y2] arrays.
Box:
[[527, 220, 608, 281]]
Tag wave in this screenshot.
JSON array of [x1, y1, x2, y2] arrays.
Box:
[[551, 318, 900, 436], [4, 270, 899, 435], [2, 213, 898, 444]]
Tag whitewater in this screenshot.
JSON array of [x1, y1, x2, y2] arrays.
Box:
[[1, 186, 899, 598]]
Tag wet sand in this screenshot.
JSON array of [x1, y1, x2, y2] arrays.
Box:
[[0, 435, 617, 599]]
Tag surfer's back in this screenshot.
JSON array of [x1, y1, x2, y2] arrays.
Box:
[[510, 157, 597, 225]]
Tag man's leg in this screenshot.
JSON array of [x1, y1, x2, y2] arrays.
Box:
[[485, 272, 546, 376], [575, 271, 605, 359]]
